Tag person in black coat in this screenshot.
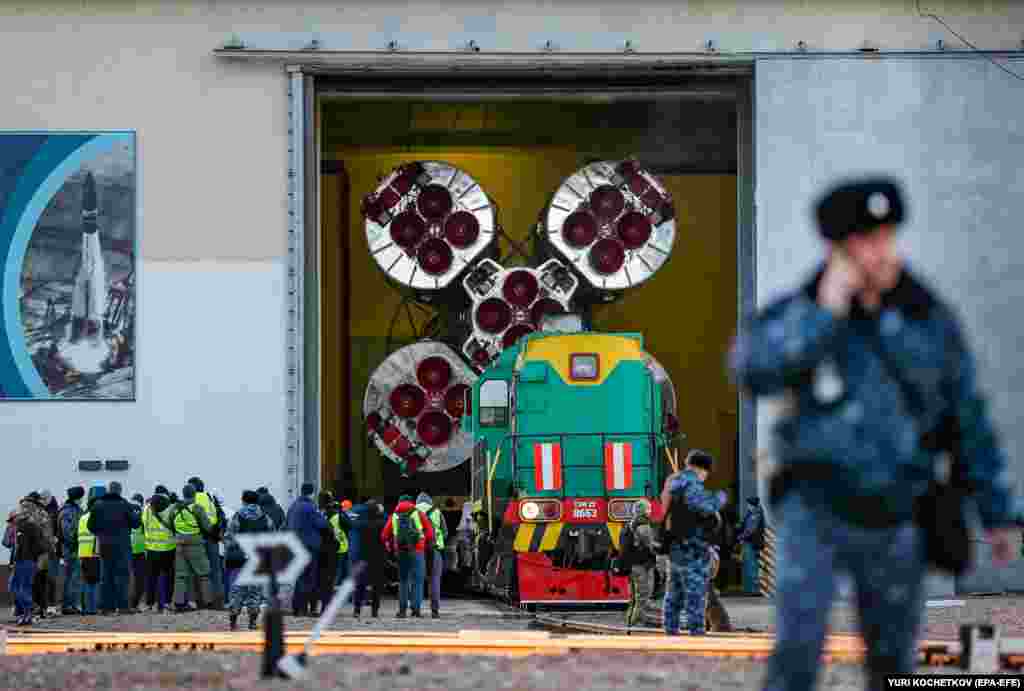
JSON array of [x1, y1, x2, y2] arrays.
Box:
[[316, 491, 340, 616], [87, 481, 142, 614], [353, 500, 388, 619], [257, 487, 286, 529]]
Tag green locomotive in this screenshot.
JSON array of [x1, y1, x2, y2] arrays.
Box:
[[465, 328, 679, 606]]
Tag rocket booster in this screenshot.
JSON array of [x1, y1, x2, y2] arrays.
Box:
[[68, 172, 107, 344]]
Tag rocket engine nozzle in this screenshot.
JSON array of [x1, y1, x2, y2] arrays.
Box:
[[363, 342, 478, 473], [363, 161, 497, 292], [460, 258, 578, 371], [541, 159, 676, 293]]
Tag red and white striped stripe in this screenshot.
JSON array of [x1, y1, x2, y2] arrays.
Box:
[[604, 441, 633, 491], [533, 442, 563, 491]]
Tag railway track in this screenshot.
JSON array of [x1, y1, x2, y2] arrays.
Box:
[[530, 615, 1024, 669], [3, 613, 1023, 670], [2, 626, 1022, 669], [0, 629, 865, 660]]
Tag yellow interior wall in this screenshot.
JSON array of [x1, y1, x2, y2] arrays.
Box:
[[322, 146, 737, 497]]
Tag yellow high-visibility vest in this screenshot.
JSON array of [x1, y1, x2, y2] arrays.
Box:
[[78, 513, 97, 558], [142, 506, 175, 552], [173, 505, 201, 536], [417, 503, 446, 550], [426, 507, 446, 551], [329, 514, 349, 554], [194, 492, 218, 526]]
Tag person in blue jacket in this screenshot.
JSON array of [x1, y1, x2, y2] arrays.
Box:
[[730, 177, 1018, 691], [659, 450, 728, 636], [285, 482, 328, 617], [87, 481, 141, 614]]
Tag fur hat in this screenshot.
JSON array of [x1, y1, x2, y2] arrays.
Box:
[[815, 177, 905, 241], [242, 490, 260, 505], [67, 487, 85, 501], [301, 483, 315, 497]]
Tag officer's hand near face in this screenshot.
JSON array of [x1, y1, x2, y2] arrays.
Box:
[[818, 246, 866, 317]]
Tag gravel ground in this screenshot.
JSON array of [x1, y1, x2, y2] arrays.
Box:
[[2, 596, 1022, 690]]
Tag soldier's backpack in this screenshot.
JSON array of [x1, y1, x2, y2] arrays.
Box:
[[612, 526, 636, 576], [395, 513, 422, 552], [224, 511, 271, 567]]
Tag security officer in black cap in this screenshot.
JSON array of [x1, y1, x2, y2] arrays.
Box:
[[730, 177, 1017, 691]]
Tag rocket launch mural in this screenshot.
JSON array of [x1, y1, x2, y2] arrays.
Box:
[[0, 132, 136, 400]]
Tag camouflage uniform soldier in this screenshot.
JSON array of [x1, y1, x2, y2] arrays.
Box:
[[223, 491, 272, 631], [642, 545, 731, 631], [731, 178, 1018, 691], [623, 503, 657, 626], [659, 450, 728, 636]]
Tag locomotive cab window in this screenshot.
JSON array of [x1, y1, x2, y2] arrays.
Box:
[[480, 379, 510, 427], [570, 353, 599, 381]]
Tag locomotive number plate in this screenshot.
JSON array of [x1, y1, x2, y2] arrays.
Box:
[[572, 500, 599, 520]]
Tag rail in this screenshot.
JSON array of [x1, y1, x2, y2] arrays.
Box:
[[3, 628, 1022, 668]]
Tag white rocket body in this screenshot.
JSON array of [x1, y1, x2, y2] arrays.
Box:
[[67, 173, 106, 345]]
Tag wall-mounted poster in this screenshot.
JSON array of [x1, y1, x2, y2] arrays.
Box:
[[0, 132, 136, 400]]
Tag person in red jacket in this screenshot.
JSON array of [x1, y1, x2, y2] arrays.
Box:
[[380, 495, 434, 618]]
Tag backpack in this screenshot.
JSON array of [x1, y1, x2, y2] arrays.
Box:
[[395, 513, 422, 552], [612, 526, 636, 576], [57, 504, 79, 554], [616, 523, 653, 575], [206, 496, 228, 543], [20, 500, 52, 546], [224, 512, 270, 567]]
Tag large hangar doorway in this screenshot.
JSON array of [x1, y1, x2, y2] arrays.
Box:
[[313, 68, 755, 558]]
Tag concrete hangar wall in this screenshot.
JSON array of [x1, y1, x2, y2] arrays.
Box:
[[0, 2, 1022, 578]]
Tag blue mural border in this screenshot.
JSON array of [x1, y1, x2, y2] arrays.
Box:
[[0, 130, 137, 401]]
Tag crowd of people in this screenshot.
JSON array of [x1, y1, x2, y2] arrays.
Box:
[[4, 478, 450, 628]]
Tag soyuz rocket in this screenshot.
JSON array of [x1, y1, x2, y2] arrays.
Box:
[[67, 172, 107, 344]]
